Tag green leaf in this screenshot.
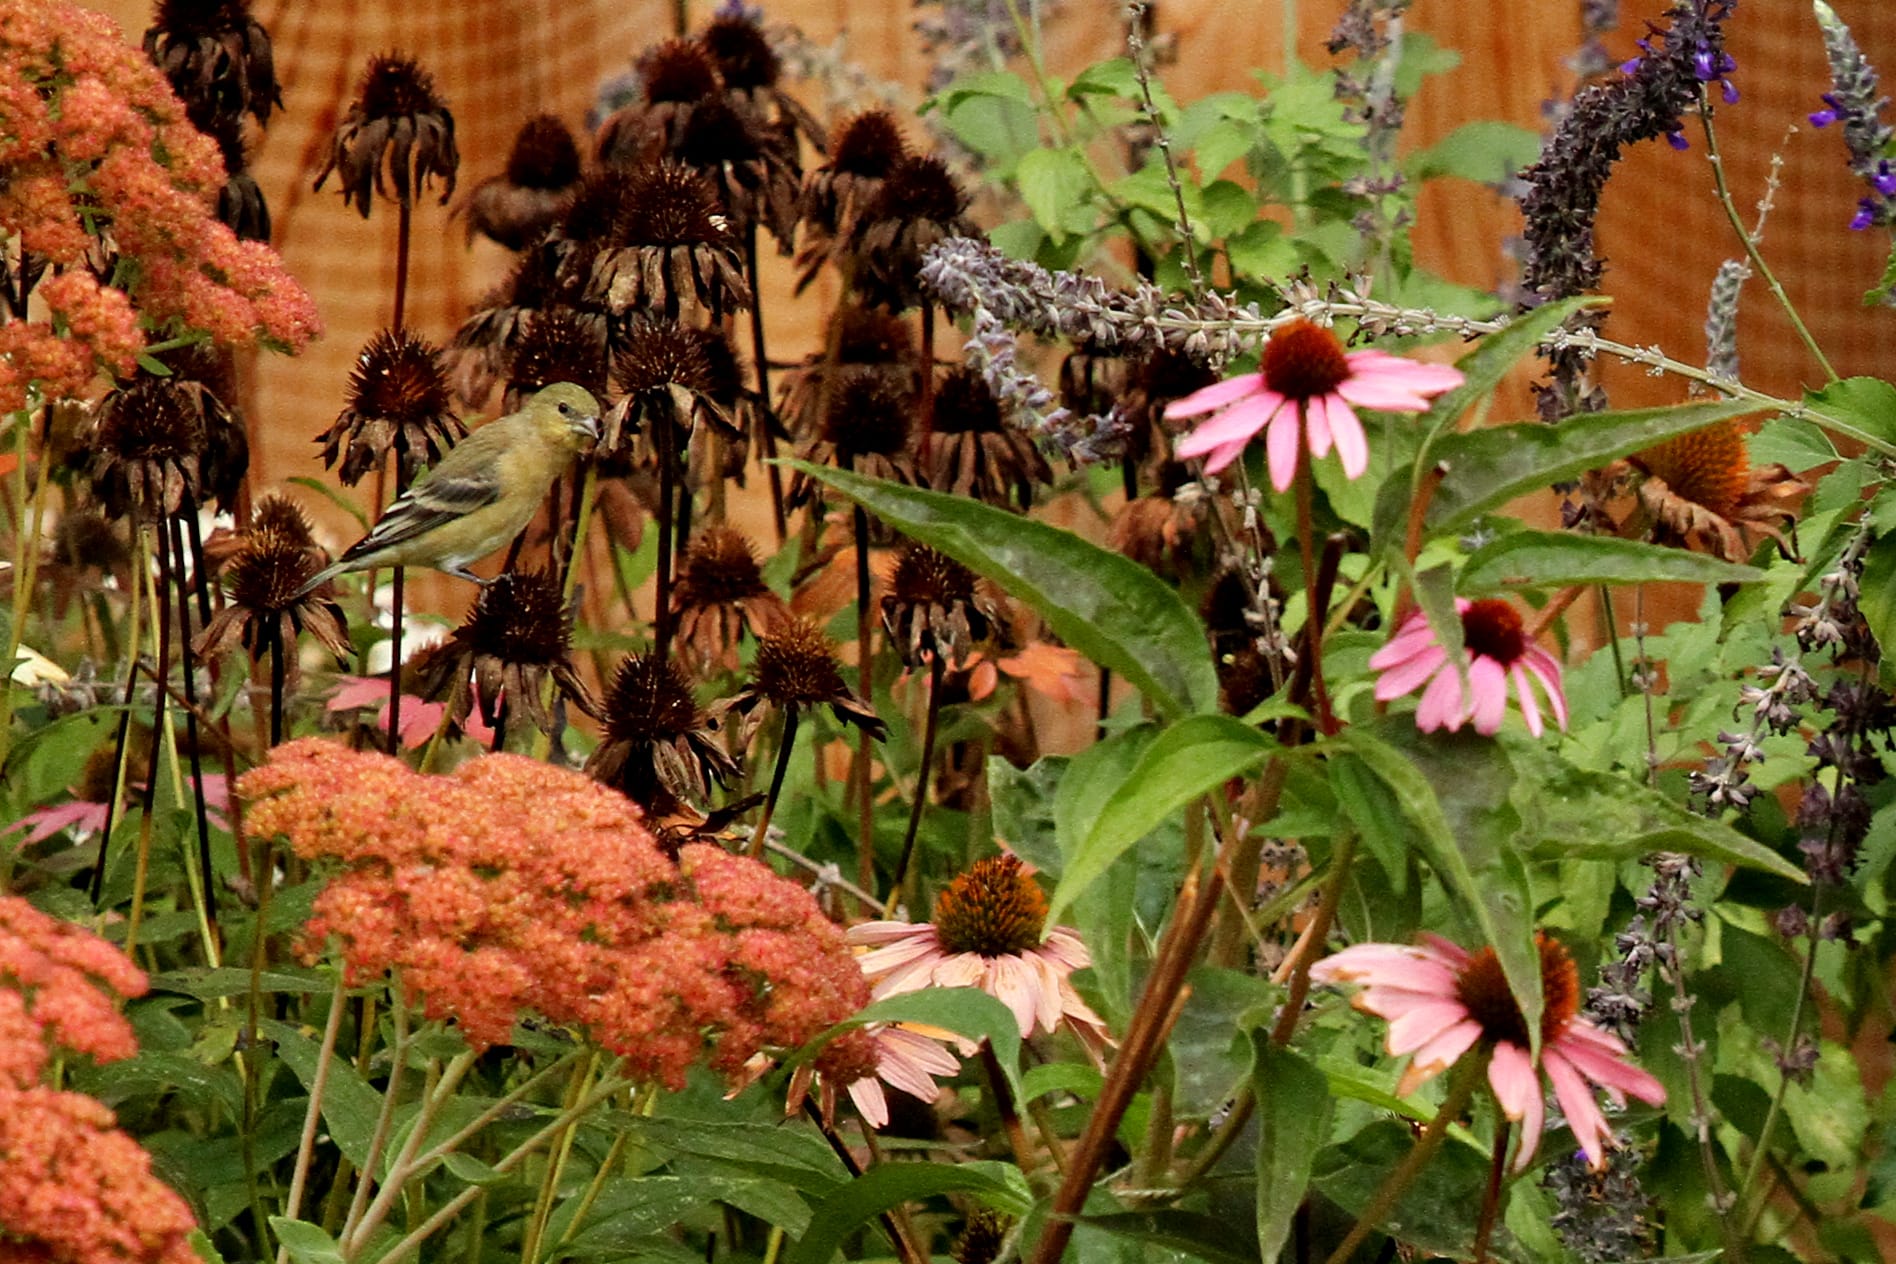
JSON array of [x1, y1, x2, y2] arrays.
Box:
[[1051, 716, 1275, 926], [1015, 147, 1094, 242], [1803, 375, 1896, 456], [269, 1218, 345, 1264], [1503, 740, 1806, 881], [1067, 57, 1141, 100], [1312, 1120, 1506, 1260], [1344, 723, 1543, 1055], [1407, 120, 1542, 183], [442, 1152, 509, 1186], [785, 1161, 1031, 1264], [1371, 298, 1597, 551], [1458, 531, 1762, 592], [1254, 1037, 1332, 1262], [260, 1017, 382, 1170], [148, 966, 329, 999], [1425, 397, 1765, 535], [1330, 753, 1408, 894], [786, 463, 1217, 718], [1859, 531, 1896, 684], [843, 989, 1020, 1104], [1074, 1211, 1261, 1264]]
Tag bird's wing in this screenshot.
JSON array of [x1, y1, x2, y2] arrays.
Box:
[[337, 458, 505, 563]]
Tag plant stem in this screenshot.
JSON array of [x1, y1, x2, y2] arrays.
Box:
[[981, 1040, 1035, 1176], [852, 499, 875, 891], [1738, 887, 1824, 1239], [1292, 452, 1336, 734], [0, 404, 51, 767], [1696, 107, 1836, 384], [521, 1054, 597, 1264], [1321, 1053, 1487, 1264], [278, 973, 349, 1264], [168, 515, 217, 924], [1125, 1, 1205, 300], [1269, 829, 1356, 1046], [126, 524, 174, 953], [887, 652, 945, 912], [91, 528, 147, 903], [342, 977, 410, 1245], [654, 413, 677, 662], [1474, 1120, 1509, 1264], [750, 704, 799, 859], [743, 222, 788, 543]]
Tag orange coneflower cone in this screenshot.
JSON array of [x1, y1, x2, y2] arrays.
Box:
[[1626, 418, 1808, 563]]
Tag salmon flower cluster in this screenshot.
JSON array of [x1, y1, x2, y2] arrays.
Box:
[[238, 739, 879, 1090]]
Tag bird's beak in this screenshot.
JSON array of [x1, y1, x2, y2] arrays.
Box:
[[580, 412, 602, 442]]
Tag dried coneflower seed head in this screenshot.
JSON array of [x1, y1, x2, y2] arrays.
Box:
[[932, 366, 1005, 435], [868, 154, 967, 227], [91, 377, 206, 520], [1454, 931, 1581, 1048], [824, 373, 913, 458], [639, 38, 722, 104], [462, 569, 573, 665], [700, 14, 780, 90], [752, 619, 849, 707], [227, 521, 323, 612], [689, 325, 745, 404], [505, 114, 583, 189], [932, 855, 1047, 956], [346, 328, 453, 425], [614, 317, 714, 395], [617, 161, 729, 246], [953, 1209, 1012, 1264], [678, 527, 767, 602], [248, 492, 317, 550], [562, 168, 639, 243], [604, 653, 701, 741], [358, 51, 445, 119], [889, 543, 977, 609], [829, 110, 908, 176], [510, 309, 607, 399], [1460, 598, 1528, 666], [1262, 319, 1351, 400], [679, 96, 765, 168], [145, 0, 281, 124], [1634, 420, 1749, 519], [832, 304, 914, 364]]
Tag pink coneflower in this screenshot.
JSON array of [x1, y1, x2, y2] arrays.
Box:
[[1312, 932, 1664, 1171], [776, 1022, 962, 1129], [848, 855, 1108, 1049], [1369, 598, 1568, 737], [1167, 319, 1463, 489]]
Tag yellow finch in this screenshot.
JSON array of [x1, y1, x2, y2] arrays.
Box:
[[295, 382, 601, 597]]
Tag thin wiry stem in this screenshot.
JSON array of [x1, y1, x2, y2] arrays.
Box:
[[1125, 1, 1205, 300]]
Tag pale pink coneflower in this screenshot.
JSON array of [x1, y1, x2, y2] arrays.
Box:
[[1369, 598, 1568, 737], [1166, 318, 1463, 490], [847, 854, 1109, 1052], [1311, 932, 1664, 1171]]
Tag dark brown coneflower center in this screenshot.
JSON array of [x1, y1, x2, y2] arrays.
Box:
[[100, 379, 203, 458], [511, 310, 606, 397], [833, 305, 914, 364], [1460, 598, 1528, 665], [561, 169, 637, 244], [505, 114, 581, 189], [688, 326, 744, 403], [824, 373, 913, 458], [618, 162, 727, 245], [870, 154, 966, 225], [1634, 420, 1750, 519], [640, 39, 721, 104], [347, 329, 453, 424], [228, 528, 321, 612], [680, 98, 765, 168], [889, 543, 976, 607], [248, 494, 316, 549], [463, 570, 570, 664], [1261, 319, 1351, 401], [604, 653, 700, 740], [753, 620, 847, 706], [1453, 932, 1581, 1048], [700, 15, 780, 89], [829, 110, 908, 176], [932, 855, 1048, 957], [152, 0, 253, 37], [614, 318, 714, 395], [952, 1209, 1012, 1264], [679, 527, 767, 602], [357, 52, 444, 120], [932, 366, 1005, 435], [1138, 346, 1219, 404]]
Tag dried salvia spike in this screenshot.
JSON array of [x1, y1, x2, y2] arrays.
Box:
[[315, 50, 459, 216], [321, 328, 465, 487]]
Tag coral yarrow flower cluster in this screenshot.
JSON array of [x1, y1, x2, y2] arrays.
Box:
[[0, 895, 202, 1264], [239, 739, 877, 1090], [1313, 931, 1663, 1171], [1167, 318, 1462, 490], [0, 0, 318, 411]]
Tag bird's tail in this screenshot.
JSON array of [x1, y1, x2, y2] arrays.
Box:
[[291, 559, 349, 602]]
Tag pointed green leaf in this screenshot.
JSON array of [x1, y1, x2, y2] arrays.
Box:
[[1425, 397, 1763, 535], [1254, 1037, 1332, 1263], [260, 1017, 382, 1170], [269, 1219, 345, 1264], [1073, 1211, 1261, 1264], [786, 1161, 1031, 1264], [1803, 375, 1896, 456], [1051, 716, 1275, 927], [787, 463, 1218, 718], [1458, 530, 1762, 592], [1344, 724, 1543, 1055], [1504, 741, 1805, 881]]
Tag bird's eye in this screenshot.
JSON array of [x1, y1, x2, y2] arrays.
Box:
[[558, 402, 573, 417]]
